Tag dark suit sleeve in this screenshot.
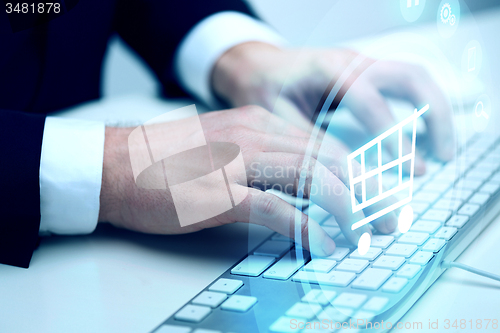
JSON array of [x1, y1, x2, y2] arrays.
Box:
[[0, 110, 45, 268], [114, 0, 256, 97]]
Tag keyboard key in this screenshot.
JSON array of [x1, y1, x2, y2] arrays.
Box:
[[193, 329, 221, 333], [433, 198, 463, 211], [413, 191, 441, 204], [477, 157, 500, 170], [396, 264, 421, 279], [422, 181, 451, 193], [433, 226, 458, 240], [321, 247, 350, 261], [362, 297, 389, 312], [422, 238, 446, 252], [455, 178, 483, 191], [231, 255, 275, 277], [421, 209, 451, 223], [332, 293, 367, 309], [286, 302, 322, 319], [317, 306, 352, 322], [444, 189, 473, 201], [351, 268, 392, 291], [370, 235, 394, 248], [385, 244, 417, 257], [467, 168, 493, 181], [446, 215, 469, 228], [397, 231, 429, 245], [493, 172, 500, 182], [413, 176, 431, 192], [254, 241, 292, 258], [292, 270, 356, 287], [221, 295, 257, 312], [426, 160, 444, 175], [336, 259, 369, 273], [303, 259, 336, 273], [458, 203, 480, 216], [479, 182, 500, 195], [349, 247, 382, 261], [469, 193, 490, 205], [263, 251, 310, 280], [272, 233, 292, 242], [269, 316, 302, 333], [409, 251, 434, 265], [155, 325, 192, 333], [209, 279, 243, 294], [382, 277, 408, 293], [372, 255, 405, 270], [322, 226, 342, 239], [302, 289, 337, 305], [410, 220, 441, 234], [306, 204, 330, 223], [174, 305, 211, 323], [353, 310, 376, 321], [192, 292, 227, 308], [322, 215, 339, 227], [410, 202, 430, 215]]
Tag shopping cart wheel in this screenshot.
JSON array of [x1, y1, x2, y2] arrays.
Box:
[[398, 205, 414, 233], [357, 232, 371, 255]]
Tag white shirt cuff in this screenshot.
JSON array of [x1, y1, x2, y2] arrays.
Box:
[[39, 117, 105, 235], [175, 11, 286, 108]]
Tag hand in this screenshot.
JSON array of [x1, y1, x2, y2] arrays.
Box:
[[212, 42, 455, 175], [98, 106, 398, 256]]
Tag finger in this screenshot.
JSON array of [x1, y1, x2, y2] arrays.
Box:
[[370, 62, 455, 161], [272, 97, 318, 133], [201, 106, 310, 139], [251, 131, 353, 186], [345, 83, 426, 176], [247, 152, 377, 243], [239, 105, 313, 138], [226, 187, 337, 257], [249, 150, 397, 235]]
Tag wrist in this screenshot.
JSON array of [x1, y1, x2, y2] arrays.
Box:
[[211, 41, 282, 107], [98, 126, 133, 223]]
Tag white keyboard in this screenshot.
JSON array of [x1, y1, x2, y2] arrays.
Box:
[[153, 132, 500, 333]]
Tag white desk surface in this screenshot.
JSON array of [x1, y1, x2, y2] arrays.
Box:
[[2, 8, 500, 333]]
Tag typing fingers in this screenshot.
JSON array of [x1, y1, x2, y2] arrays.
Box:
[[246, 152, 373, 245], [368, 61, 455, 162], [344, 82, 427, 176], [226, 187, 337, 257]]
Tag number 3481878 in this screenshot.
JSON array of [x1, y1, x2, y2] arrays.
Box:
[[6, 2, 61, 14]]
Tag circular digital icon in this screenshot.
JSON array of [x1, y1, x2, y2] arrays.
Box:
[[461, 40, 483, 80], [400, 0, 426, 23], [437, 0, 460, 38], [475, 101, 488, 120], [440, 3, 452, 23], [472, 94, 491, 133]]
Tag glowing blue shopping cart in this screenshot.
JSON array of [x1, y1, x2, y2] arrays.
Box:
[[347, 104, 429, 252]]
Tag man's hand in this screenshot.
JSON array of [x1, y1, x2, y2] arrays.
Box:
[[212, 42, 455, 175], [98, 106, 398, 256]]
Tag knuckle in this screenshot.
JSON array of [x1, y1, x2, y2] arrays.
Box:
[[229, 125, 251, 136], [257, 194, 279, 217], [248, 105, 270, 118]]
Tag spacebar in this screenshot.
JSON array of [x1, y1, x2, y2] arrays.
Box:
[[292, 270, 355, 287]]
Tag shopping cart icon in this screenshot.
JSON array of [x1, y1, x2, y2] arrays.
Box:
[[347, 104, 429, 253]]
